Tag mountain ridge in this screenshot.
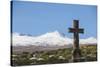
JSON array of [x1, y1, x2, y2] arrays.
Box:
[[12, 31, 97, 46]]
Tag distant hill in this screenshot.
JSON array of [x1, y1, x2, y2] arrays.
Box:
[[12, 31, 97, 46], [12, 31, 97, 54]]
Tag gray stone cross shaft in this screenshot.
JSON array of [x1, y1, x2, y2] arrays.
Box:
[[69, 20, 84, 62]]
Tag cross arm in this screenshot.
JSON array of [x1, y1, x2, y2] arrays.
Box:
[[68, 28, 84, 33]]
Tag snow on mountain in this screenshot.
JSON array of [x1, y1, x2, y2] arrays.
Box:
[[80, 37, 97, 44], [12, 31, 97, 46]]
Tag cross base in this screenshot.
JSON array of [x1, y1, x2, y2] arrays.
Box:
[[72, 48, 84, 62]]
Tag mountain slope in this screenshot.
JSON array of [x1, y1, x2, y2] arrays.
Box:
[[12, 31, 97, 46]]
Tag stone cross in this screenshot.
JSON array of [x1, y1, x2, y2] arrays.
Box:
[[69, 20, 84, 62]]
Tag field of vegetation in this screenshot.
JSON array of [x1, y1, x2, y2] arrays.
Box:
[[11, 45, 97, 66]]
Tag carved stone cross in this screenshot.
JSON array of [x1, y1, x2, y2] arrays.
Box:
[[69, 20, 84, 62]]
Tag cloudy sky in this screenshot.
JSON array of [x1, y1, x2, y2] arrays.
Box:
[[12, 1, 97, 38]]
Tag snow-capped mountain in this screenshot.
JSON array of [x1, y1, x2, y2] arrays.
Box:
[[12, 31, 97, 46], [80, 37, 97, 44]]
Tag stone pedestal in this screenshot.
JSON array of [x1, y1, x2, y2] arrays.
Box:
[[72, 48, 85, 62]]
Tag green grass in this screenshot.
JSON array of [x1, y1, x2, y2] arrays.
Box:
[[11, 45, 97, 66]]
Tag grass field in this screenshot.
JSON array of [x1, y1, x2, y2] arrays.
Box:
[[11, 45, 97, 66]]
